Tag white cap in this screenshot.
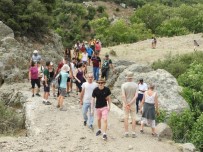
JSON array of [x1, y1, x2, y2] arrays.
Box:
[[33, 50, 38, 53]]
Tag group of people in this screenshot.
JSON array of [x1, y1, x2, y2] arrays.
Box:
[[28, 39, 159, 141]]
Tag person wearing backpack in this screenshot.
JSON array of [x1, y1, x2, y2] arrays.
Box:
[[101, 54, 114, 80]]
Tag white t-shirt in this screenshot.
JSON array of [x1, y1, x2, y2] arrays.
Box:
[[82, 82, 98, 103], [82, 53, 88, 62], [138, 83, 148, 94], [70, 62, 75, 73]]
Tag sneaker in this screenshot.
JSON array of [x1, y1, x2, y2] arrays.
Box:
[[32, 94, 34, 97], [102, 134, 107, 140], [152, 133, 157, 137], [124, 133, 129, 137], [35, 93, 41, 97], [132, 133, 137, 138], [60, 107, 67, 111], [84, 121, 87, 126], [96, 130, 102, 136], [42, 100, 46, 104], [89, 125, 93, 130], [45, 101, 52, 105]]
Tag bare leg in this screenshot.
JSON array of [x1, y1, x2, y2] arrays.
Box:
[[132, 118, 136, 132], [124, 118, 129, 133], [97, 119, 101, 129], [103, 119, 108, 133]]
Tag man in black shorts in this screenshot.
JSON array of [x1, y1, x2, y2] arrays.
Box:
[[43, 61, 51, 105]]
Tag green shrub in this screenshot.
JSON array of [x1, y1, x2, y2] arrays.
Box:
[[168, 110, 195, 143], [156, 109, 167, 123], [190, 114, 203, 151]]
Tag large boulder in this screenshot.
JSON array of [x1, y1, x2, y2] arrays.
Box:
[[0, 21, 64, 84], [0, 21, 14, 40], [181, 143, 196, 152], [111, 63, 189, 114], [156, 123, 173, 140]]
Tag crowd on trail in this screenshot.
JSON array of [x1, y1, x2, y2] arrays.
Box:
[[28, 39, 160, 141]]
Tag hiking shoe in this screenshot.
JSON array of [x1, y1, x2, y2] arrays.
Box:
[[89, 125, 93, 130], [124, 133, 129, 137], [132, 133, 137, 138], [84, 121, 87, 126], [152, 133, 157, 137], [32, 94, 34, 97], [60, 107, 67, 111], [45, 101, 52, 105], [140, 130, 144, 134], [35, 93, 41, 97], [96, 130, 102, 136], [42, 100, 46, 104], [102, 134, 107, 140]]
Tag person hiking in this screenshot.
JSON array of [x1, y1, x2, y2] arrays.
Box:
[[80, 73, 98, 129], [86, 46, 93, 66], [30, 50, 41, 64], [91, 52, 101, 81], [194, 40, 199, 51], [139, 83, 159, 136], [55, 64, 70, 111], [37, 61, 44, 85], [101, 54, 114, 80], [95, 40, 101, 54], [136, 79, 148, 113], [91, 78, 111, 140], [121, 72, 138, 138], [64, 48, 72, 61], [151, 37, 157, 49], [49, 62, 56, 97], [28, 61, 41, 97], [43, 61, 52, 105]]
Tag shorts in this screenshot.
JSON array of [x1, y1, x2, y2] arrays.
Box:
[[123, 105, 136, 119], [50, 79, 56, 86], [96, 106, 109, 120], [67, 77, 70, 82], [44, 83, 50, 92], [31, 79, 40, 88], [88, 56, 92, 59], [59, 88, 66, 97]]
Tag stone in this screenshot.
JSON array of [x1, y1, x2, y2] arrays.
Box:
[[128, 145, 133, 150], [182, 143, 196, 152], [156, 123, 173, 140], [0, 21, 14, 40]]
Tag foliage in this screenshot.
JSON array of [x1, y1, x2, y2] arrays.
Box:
[[0, 102, 25, 135], [168, 110, 195, 143], [190, 114, 203, 151], [155, 109, 167, 123]]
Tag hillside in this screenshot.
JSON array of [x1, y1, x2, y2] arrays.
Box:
[[101, 33, 203, 64]]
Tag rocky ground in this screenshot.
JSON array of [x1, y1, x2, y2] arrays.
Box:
[[0, 83, 180, 152]]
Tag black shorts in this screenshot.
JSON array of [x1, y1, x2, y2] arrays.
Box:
[[67, 77, 70, 82], [44, 83, 50, 92], [88, 56, 91, 59], [31, 79, 40, 88]]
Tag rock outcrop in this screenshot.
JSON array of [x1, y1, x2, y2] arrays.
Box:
[[108, 61, 189, 114], [0, 21, 64, 85]]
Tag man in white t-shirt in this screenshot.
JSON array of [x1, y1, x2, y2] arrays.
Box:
[[80, 73, 98, 129], [136, 78, 148, 113], [121, 72, 138, 138]]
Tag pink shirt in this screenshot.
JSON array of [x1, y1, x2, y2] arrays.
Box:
[[30, 67, 38, 79], [95, 43, 101, 51]]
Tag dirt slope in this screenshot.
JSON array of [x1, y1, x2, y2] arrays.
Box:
[[101, 33, 203, 64]]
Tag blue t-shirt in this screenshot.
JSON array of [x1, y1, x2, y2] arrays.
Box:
[[59, 71, 69, 88], [86, 47, 93, 56]]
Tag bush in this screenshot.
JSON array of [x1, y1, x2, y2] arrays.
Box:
[[156, 109, 167, 123], [168, 110, 195, 143], [190, 114, 203, 151]]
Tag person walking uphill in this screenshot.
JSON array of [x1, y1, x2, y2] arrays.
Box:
[[43, 61, 52, 105], [121, 72, 138, 138], [55, 64, 70, 111], [80, 73, 98, 129], [91, 78, 111, 140], [91, 52, 101, 81], [136, 79, 148, 113], [139, 84, 159, 136], [101, 54, 114, 80]]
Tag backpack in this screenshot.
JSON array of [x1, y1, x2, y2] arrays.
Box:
[[102, 59, 110, 69]]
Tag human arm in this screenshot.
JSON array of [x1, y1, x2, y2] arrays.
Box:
[[128, 92, 138, 106], [28, 70, 31, 80], [139, 93, 145, 113], [91, 97, 95, 115], [154, 93, 159, 115], [73, 69, 81, 83], [106, 96, 111, 111]]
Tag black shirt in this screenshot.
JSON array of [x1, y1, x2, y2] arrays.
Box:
[[92, 87, 111, 108]]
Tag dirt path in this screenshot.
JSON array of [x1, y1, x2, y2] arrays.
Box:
[[0, 83, 180, 152]]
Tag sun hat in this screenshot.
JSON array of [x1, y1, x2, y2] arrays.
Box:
[[125, 72, 134, 79], [33, 50, 38, 54], [97, 78, 106, 83]]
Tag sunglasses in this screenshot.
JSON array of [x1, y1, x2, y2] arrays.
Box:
[[98, 82, 104, 84]]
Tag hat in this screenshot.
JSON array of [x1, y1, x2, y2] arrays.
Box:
[[125, 72, 134, 79], [97, 78, 106, 83], [50, 62, 53, 66], [105, 54, 109, 57], [33, 50, 38, 54]]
